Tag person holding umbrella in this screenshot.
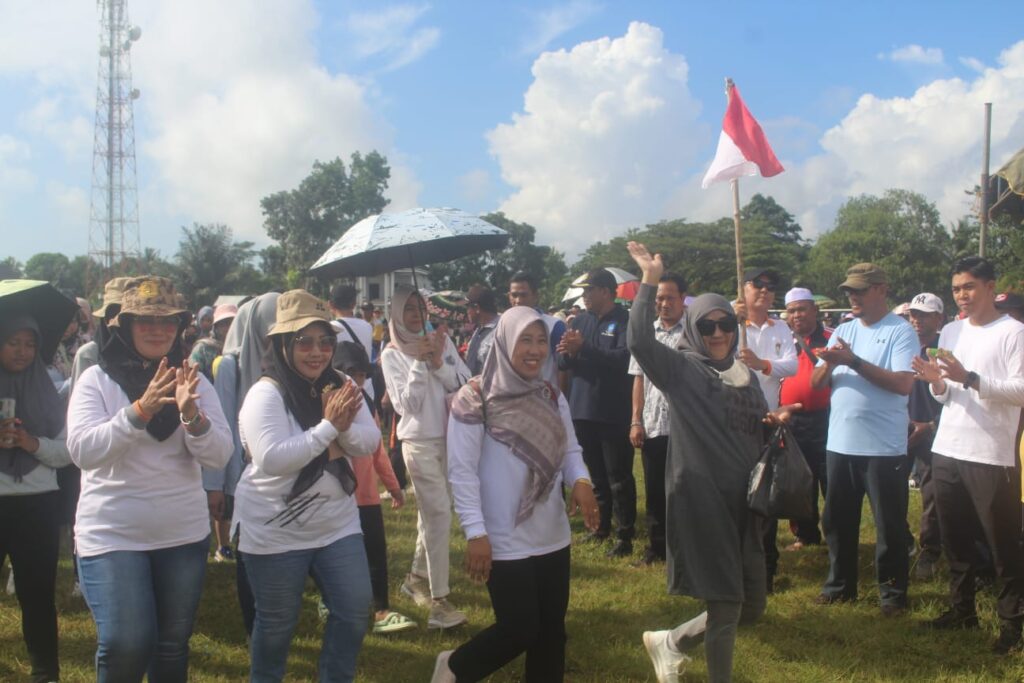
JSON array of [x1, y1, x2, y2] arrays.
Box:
[[66, 276, 233, 681], [381, 285, 472, 629], [0, 313, 73, 683], [432, 306, 599, 682]]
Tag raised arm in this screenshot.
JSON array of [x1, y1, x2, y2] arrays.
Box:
[[626, 241, 680, 391]]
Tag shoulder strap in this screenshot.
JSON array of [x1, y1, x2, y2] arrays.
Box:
[[336, 318, 366, 351]]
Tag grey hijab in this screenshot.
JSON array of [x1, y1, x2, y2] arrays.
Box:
[[680, 293, 742, 373], [0, 316, 65, 481], [222, 292, 280, 402]]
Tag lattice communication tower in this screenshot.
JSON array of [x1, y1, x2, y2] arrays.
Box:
[[88, 0, 141, 281]]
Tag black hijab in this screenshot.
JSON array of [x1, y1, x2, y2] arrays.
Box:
[[0, 316, 66, 480], [262, 325, 356, 502], [98, 316, 186, 442]]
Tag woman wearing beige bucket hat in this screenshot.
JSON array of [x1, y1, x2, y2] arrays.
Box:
[[234, 289, 379, 682], [66, 275, 233, 682]]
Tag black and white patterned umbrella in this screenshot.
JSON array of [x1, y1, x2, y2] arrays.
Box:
[[309, 207, 509, 278]]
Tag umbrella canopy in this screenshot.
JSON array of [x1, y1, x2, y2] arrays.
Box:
[[0, 280, 80, 364], [309, 207, 509, 278], [424, 291, 469, 323], [562, 267, 639, 302]]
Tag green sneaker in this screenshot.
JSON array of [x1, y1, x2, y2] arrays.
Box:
[[373, 611, 417, 634]]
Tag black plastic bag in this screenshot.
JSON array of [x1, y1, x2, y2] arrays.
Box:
[[747, 424, 814, 519]]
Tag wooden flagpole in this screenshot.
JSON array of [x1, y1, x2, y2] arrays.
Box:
[[725, 78, 747, 349]]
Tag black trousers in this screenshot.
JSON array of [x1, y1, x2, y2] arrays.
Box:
[[932, 453, 1024, 628], [788, 410, 828, 545], [909, 444, 942, 557], [641, 436, 668, 558], [448, 546, 570, 682], [574, 420, 636, 540], [0, 491, 61, 683], [821, 452, 909, 606], [358, 505, 390, 612]]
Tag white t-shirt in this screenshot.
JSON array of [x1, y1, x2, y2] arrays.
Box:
[[930, 315, 1024, 467], [234, 379, 381, 554], [67, 365, 233, 556], [381, 337, 470, 441], [447, 394, 590, 561]]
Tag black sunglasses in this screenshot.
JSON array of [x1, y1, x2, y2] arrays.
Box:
[[748, 278, 777, 292], [696, 317, 739, 336]]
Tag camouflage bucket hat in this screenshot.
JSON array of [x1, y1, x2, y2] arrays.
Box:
[[111, 276, 188, 326], [94, 276, 132, 319], [269, 289, 332, 336]]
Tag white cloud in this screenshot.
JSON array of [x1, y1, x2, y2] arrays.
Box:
[[671, 40, 1024, 243], [456, 169, 492, 205], [345, 4, 440, 72], [0, 135, 36, 197], [18, 97, 92, 161], [490, 21, 706, 259], [959, 56, 986, 73], [520, 0, 603, 55], [46, 181, 89, 226], [881, 44, 945, 66]]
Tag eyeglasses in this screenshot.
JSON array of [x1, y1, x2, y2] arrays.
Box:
[[292, 335, 336, 352], [133, 316, 180, 329], [748, 279, 777, 292], [696, 317, 739, 336]]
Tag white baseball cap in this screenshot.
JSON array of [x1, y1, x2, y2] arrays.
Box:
[[784, 287, 814, 306], [908, 292, 944, 315]]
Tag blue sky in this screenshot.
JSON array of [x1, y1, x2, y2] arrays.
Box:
[[2, 0, 1023, 268]]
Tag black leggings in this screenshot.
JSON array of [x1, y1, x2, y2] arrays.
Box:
[[0, 491, 61, 682], [359, 505, 390, 612], [448, 545, 570, 682]]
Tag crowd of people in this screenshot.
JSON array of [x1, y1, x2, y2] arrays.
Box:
[[0, 244, 1022, 682]]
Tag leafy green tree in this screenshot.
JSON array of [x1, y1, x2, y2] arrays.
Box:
[[24, 253, 71, 288], [802, 189, 952, 304], [950, 212, 1024, 292], [426, 213, 568, 307], [261, 152, 390, 282], [0, 257, 23, 279], [174, 223, 267, 307]]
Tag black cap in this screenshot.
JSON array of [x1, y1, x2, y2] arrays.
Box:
[[996, 292, 1024, 311], [577, 268, 617, 292], [743, 267, 779, 285]]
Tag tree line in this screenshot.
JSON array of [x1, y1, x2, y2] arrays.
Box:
[[2, 149, 1019, 311]]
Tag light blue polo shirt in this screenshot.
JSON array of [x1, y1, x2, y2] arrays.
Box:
[[822, 313, 917, 456]]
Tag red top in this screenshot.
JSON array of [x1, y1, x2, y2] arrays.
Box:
[[779, 324, 832, 412]]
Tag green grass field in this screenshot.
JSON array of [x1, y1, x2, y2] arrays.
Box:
[[1, 463, 1022, 682]]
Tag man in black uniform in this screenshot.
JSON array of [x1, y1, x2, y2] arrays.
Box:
[[558, 268, 635, 557]]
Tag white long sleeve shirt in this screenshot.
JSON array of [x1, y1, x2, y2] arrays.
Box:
[[743, 317, 798, 410], [447, 395, 590, 561], [930, 315, 1024, 467], [381, 337, 470, 441], [0, 427, 71, 496], [66, 364, 233, 556], [234, 379, 380, 554]]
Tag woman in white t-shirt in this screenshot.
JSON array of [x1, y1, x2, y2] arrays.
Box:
[[432, 306, 599, 682], [234, 289, 378, 682], [67, 276, 233, 681], [380, 285, 471, 629]]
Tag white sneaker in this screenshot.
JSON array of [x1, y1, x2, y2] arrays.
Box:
[[428, 598, 468, 629], [6, 570, 14, 596], [71, 581, 83, 598], [400, 573, 432, 607], [643, 630, 691, 683], [431, 650, 455, 683]]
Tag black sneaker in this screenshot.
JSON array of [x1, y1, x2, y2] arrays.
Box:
[[605, 539, 633, 558], [814, 593, 855, 605], [992, 628, 1023, 655], [925, 608, 979, 630]]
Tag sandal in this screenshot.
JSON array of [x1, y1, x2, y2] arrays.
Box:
[[374, 611, 417, 634]]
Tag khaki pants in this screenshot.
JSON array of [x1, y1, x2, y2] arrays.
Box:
[[403, 437, 452, 599]]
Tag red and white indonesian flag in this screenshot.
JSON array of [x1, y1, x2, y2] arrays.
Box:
[[701, 85, 784, 189]]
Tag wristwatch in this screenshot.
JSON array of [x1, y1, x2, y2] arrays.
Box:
[[963, 371, 980, 391]]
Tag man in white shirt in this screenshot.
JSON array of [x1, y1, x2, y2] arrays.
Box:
[[732, 266, 797, 590], [628, 272, 686, 566], [329, 284, 375, 400], [912, 256, 1024, 655]]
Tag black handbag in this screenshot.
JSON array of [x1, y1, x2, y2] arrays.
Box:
[[747, 424, 814, 519]]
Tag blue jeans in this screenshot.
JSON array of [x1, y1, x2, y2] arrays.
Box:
[[243, 533, 372, 683], [77, 536, 209, 683]]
